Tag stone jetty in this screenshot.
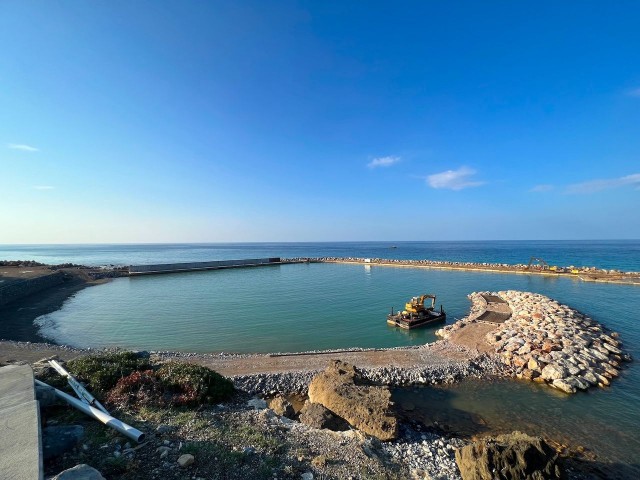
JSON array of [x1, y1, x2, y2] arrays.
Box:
[[284, 257, 640, 285], [437, 290, 632, 394]]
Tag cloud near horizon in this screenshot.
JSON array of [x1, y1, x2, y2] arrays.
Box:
[[367, 155, 400, 168], [33, 185, 54, 190], [8, 143, 39, 152], [566, 173, 640, 194], [426, 167, 484, 190]]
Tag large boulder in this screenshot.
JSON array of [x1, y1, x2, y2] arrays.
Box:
[[455, 431, 563, 480], [307, 360, 398, 441], [299, 401, 350, 431], [269, 395, 295, 419], [540, 364, 567, 381]]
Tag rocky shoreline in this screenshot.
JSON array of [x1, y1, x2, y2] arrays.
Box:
[[437, 290, 632, 394], [230, 351, 503, 396]]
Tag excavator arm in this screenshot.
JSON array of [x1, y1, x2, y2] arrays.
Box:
[[527, 257, 549, 270], [404, 294, 436, 313]]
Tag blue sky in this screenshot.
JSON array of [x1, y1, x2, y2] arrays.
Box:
[[1, 1, 639, 243]]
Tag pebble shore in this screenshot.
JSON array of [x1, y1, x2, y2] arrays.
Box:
[[437, 290, 632, 394], [382, 425, 464, 480], [231, 348, 503, 396]]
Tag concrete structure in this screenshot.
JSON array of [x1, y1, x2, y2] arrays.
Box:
[[129, 257, 285, 275], [0, 364, 43, 480]]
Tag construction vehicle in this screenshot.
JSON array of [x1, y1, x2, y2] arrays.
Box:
[[387, 293, 446, 329], [404, 294, 436, 313], [527, 257, 549, 270]]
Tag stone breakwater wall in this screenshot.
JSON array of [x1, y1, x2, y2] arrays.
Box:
[[284, 257, 639, 277], [0, 271, 65, 306], [439, 290, 632, 394]]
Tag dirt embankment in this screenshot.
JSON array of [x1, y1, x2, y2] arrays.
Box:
[[0, 267, 108, 343]]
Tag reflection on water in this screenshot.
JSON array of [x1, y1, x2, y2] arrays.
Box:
[[393, 377, 640, 475]]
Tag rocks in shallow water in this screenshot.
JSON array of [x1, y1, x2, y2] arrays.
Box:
[[455, 431, 562, 480], [307, 360, 398, 440], [541, 364, 567, 381], [527, 358, 541, 372], [552, 378, 576, 394]]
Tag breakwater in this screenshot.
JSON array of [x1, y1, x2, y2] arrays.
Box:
[[437, 291, 632, 394], [128, 257, 293, 276], [285, 257, 640, 285]]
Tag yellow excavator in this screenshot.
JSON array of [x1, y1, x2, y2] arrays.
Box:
[[527, 257, 549, 270], [403, 294, 436, 314], [388, 293, 445, 329]]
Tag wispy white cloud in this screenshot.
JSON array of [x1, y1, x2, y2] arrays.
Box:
[[8, 143, 39, 152], [530, 184, 554, 192], [367, 155, 400, 168], [566, 173, 640, 194], [627, 87, 640, 97], [426, 167, 484, 190], [33, 185, 54, 190]]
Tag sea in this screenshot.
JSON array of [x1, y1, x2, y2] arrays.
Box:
[[1, 241, 639, 474]]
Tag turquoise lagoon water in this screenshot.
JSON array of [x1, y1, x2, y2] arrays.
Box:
[[2, 242, 639, 471]]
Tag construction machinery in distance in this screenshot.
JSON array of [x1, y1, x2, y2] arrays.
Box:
[[387, 293, 446, 329], [526, 257, 581, 274], [527, 257, 550, 270]]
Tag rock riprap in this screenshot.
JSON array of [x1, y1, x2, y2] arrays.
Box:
[[307, 360, 398, 440], [439, 290, 631, 394]]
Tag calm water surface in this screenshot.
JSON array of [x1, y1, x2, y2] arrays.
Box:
[[2, 242, 639, 471]]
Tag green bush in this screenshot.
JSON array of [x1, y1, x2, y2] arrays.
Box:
[[157, 362, 234, 405], [66, 352, 151, 394]]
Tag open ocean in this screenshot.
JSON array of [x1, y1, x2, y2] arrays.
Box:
[[1, 241, 639, 473]]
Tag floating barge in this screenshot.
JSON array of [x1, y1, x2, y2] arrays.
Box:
[[387, 294, 446, 329]]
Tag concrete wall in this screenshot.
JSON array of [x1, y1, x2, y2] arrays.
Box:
[[0, 271, 65, 306], [129, 258, 281, 275]]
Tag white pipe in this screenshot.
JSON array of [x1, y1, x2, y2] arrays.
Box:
[[49, 360, 110, 415], [35, 379, 145, 443]]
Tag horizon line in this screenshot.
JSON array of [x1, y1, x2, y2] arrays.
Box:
[[1, 239, 639, 246]]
